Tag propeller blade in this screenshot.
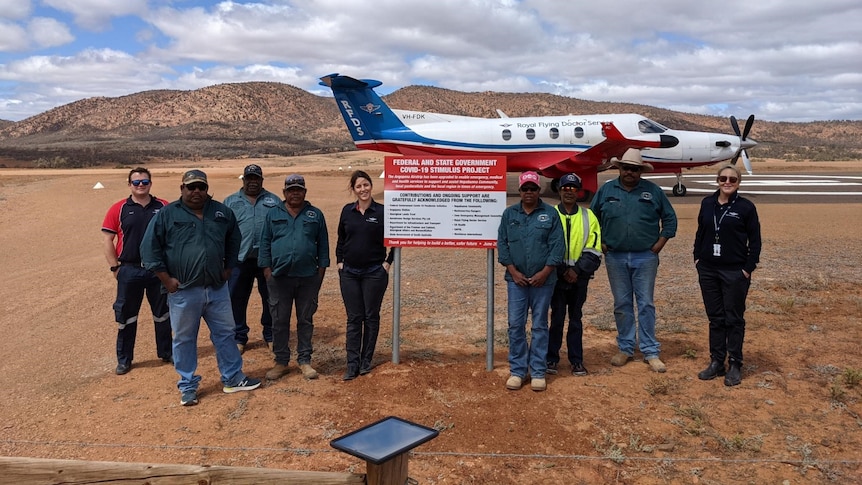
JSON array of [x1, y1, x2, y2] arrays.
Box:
[[730, 152, 740, 165], [742, 114, 754, 140], [730, 116, 741, 137], [742, 150, 753, 175]]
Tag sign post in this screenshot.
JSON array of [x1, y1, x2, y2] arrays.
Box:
[[384, 156, 506, 370]]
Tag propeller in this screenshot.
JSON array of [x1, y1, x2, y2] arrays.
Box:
[[729, 114, 755, 174]]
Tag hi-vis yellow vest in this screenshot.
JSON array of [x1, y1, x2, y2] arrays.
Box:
[[555, 204, 602, 266]]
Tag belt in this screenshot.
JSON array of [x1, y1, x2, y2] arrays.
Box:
[[119, 261, 145, 268]]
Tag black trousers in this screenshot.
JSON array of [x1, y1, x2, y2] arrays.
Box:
[[547, 276, 590, 366], [228, 258, 272, 345], [113, 265, 173, 366], [339, 266, 389, 371], [697, 264, 751, 365]]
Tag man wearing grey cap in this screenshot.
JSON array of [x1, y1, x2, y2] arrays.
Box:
[[259, 174, 330, 381], [224, 164, 280, 354], [142, 169, 261, 406]]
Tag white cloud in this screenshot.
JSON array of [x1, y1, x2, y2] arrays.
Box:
[[27, 17, 74, 48], [0, 0, 31, 21], [42, 0, 148, 30], [0, 20, 29, 52]]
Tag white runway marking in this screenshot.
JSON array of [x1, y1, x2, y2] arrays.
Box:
[[645, 174, 862, 196]]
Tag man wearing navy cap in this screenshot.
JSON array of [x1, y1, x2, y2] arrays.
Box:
[[259, 174, 330, 381]]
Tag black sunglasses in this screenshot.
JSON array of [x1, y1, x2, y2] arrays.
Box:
[[520, 186, 539, 192], [620, 165, 642, 173], [184, 183, 208, 192], [718, 176, 739, 184], [130, 179, 151, 186]]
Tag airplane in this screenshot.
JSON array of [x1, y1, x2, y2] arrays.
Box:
[[319, 73, 757, 198]]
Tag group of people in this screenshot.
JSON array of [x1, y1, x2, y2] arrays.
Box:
[[102, 166, 391, 406], [102, 151, 761, 404], [499, 148, 761, 392]]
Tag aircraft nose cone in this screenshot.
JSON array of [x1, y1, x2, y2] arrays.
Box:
[[741, 138, 757, 149]]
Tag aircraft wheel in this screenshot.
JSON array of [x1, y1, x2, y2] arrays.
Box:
[[672, 183, 687, 197]]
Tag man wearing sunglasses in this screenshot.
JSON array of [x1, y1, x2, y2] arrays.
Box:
[[142, 169, 261, 406], [497, 171, 564, 392], [590, 148, 677, 373], [102, 167, 173, 376]]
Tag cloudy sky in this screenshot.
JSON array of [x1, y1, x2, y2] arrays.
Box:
[[1, 0, 860, 122]]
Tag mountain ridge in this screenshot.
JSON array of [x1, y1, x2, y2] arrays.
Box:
[[1, 82, 860, 167]]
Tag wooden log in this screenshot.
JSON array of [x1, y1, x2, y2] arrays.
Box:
[[0, 456, 366, 484]]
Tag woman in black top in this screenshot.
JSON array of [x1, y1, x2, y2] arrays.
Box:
[[336, 170, 393, 380], [693, 164, 761, 386]]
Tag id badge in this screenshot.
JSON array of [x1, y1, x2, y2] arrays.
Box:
[[713, 244, 721, 257]]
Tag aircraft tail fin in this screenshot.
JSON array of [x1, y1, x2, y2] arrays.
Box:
[[319, 73, 405, 145]]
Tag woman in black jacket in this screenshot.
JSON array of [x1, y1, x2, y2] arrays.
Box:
[[693, 164, 761, 386]]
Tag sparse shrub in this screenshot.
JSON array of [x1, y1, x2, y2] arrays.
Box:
[[644, 376, 672, 396], [683, 348, 697, 359], [829, 383, 846, 402], [842, 368, 862, 388]]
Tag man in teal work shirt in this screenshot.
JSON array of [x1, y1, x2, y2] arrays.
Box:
[[224, 164, 280, 353], [590, 149, 677, 373], [141, 169, 261, 406], [259, 174, 330, 382]]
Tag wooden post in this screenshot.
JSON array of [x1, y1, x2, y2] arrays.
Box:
[[365, 452, 408, 485]]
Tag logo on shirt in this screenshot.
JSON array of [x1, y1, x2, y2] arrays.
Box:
[[727, 211, 741, 219], [537, 214, 551, 223], [215, 210, 227, 220], [640, 192, 653, 201], [367, 217, 379, 224], [305, 210, 318, 219]]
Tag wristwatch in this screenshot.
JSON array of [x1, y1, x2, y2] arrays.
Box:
[[110, 265, 121, 272]]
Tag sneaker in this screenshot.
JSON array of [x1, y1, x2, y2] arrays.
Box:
[[506, 375, 523, 390], [180, 390, 198, 406], [647, 357, 667, 373], [300, 364, 319, 380], [572, 363, 588, 376], [531, 378, 547, 392], [610, 352, 632, 367], [223, 377, 261, 394], [237, 343, 246, 355], [265, 363, 289, 380], [546, 362, 559, 375], [115, 363, 131, 375]]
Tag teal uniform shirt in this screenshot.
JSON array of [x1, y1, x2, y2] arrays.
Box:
[[141, 197, 241, 289], [590, 178, 677, 252], [497, 199, 564, 286], [223, 188, 280, 261], [259, 200, 330, 278]]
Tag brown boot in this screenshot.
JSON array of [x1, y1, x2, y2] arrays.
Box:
[[300, 364, 318, 380], [265, 363, 289, 380]]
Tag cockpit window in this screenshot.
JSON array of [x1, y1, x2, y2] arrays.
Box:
[[638, 119, 668, 134]]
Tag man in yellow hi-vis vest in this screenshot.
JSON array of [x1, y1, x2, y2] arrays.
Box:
[[547, 174, 602, 376]]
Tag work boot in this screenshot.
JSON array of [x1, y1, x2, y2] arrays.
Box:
[[647, 357, 667, 373], [531, 378, 547, 392], [265, 363, 289, 380], [610, 352, 632, 367], [300, 364, 318, 380], [698, 360, 726, 380], [505, 375, 523, 390], [725, 362, 742, 387]]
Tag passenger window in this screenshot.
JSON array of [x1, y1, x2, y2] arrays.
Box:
[[549, 127, 559, 139], [574, 127, 584, 138], [526, 128, 535, 140], [502, 129, 512, 141]]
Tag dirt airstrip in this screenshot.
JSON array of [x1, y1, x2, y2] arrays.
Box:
[[0, 154, 861, 484]]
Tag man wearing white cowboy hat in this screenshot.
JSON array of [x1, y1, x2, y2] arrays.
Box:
[[590, 148, 677, 373]]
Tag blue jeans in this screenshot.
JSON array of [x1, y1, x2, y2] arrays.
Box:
[[113, 265, 172, 366], [604, 250, 661, 359], [167, 284, 246, 393], [266, 273, 322, 365], [339, 265, 389, 370], [228, 258, 272, 345], [507, 281, 553, 379]]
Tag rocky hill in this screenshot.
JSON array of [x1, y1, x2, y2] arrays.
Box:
[[1, 82, 860, 168]]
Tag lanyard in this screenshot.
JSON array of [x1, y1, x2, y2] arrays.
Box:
[[713, 197, 736, 243]]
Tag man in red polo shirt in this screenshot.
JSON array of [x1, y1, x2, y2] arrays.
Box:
[[102, 167, 173, 375]]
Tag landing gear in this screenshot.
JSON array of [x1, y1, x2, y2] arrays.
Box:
[[672, 173, 687, 197]]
